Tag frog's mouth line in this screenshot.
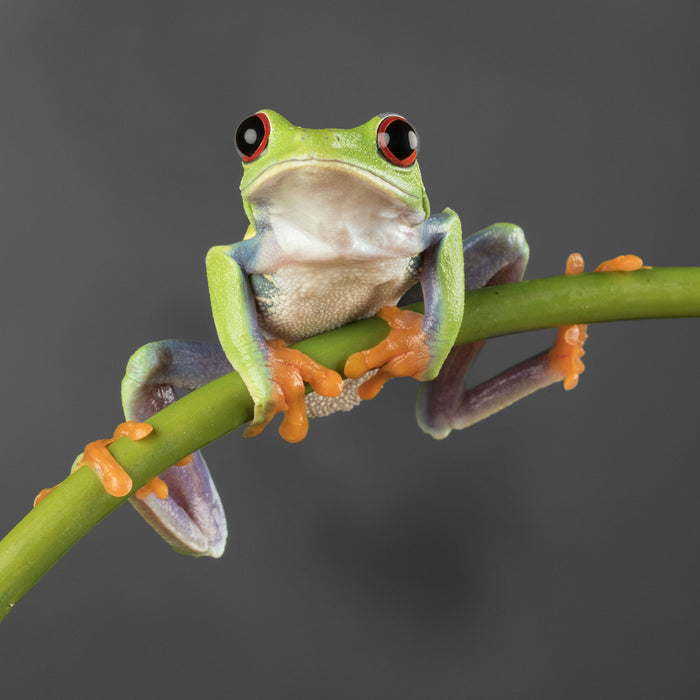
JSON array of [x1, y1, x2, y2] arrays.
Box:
[[242, 158, 422, 202]]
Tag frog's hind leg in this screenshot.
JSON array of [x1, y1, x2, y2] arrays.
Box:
[[122, 339, 232, 557], [417, 223, 570, 439]]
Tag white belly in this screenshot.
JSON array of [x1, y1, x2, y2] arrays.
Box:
[[254, 257, 420, 343]]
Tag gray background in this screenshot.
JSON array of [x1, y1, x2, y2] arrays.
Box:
[[1, 1, 699, 698]]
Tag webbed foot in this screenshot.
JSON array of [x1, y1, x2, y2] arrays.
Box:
[[344, 306, 432, 400], [245, 340, 344, 443], [546, 253, 645, 389], [75, 421, 153, 497], [34, 420, 158, 507]]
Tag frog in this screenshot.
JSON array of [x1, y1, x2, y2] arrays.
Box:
[[52, 110, 641, 558]]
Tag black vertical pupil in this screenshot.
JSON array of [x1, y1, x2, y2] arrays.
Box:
[[383, 119, 417, 160], [236, 115, 266, 157]]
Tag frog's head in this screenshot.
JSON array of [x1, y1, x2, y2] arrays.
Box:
[[235, 110, 430, 234]]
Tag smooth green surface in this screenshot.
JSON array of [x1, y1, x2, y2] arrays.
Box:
[[0, 267, 698, 621]]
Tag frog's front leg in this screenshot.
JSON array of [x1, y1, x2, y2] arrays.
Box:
[[344, 208, 465, 397], [120, 339, 231, 556], [206, 243, 343, 443]]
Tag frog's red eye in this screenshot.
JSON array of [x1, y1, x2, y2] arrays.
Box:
[[377, 115, 418, 167], [235, 112, 271, 162]]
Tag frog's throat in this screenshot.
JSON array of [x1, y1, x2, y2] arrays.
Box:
[[242, 158, 422, 203]]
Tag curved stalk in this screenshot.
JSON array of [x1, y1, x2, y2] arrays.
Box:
[[0, 267, 698, 620]]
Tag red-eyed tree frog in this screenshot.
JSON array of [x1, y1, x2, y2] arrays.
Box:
[[49, 110, 641, 557]]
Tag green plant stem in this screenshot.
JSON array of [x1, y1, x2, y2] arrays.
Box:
[[0, 267, 698, 620]]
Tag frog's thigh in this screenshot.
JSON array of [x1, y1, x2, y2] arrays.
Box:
[[122, 339, 232, 421], [121, 339, 231, 557], [418, 223, 557, 439]]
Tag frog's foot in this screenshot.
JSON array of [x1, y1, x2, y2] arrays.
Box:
[[74, 421, 153, 497], [546, 253, 645, 390], [244, 340, 344, 443], [344, 306, 432, 400], [134, 476, 169, 500], [594, 254, 646, 273], [546, 322, 588, 390], [35, 423, 183, 505]]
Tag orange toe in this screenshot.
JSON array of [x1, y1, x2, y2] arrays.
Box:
[[565, 252, 585, 275], [547, 323, 588, 390], [132, 453, 191, 498], [75, 421, 153, 497], [244, 340, 343, 443], [594, 254, 645, 273], [134, 476, 169, 500], [113, 420, 153, 441], [356, 369, 393, 400], [345, 306, 431, 399]]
